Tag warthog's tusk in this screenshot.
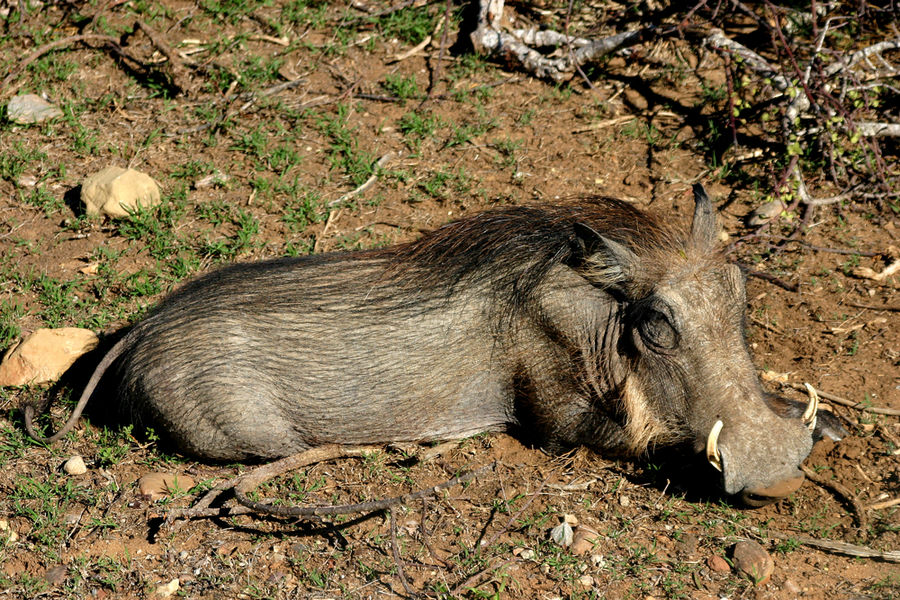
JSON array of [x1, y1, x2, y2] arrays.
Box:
[[802, 383, 819, 432], [706, 419, 724, 472]]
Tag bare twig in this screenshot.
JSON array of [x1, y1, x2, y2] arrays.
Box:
[[761, 529, 900, 562], [801, 464, 867, 532], [867, 497, 900, 511], [2, 34, 120, 97], [390, 509, 417, 597], [788, 383, 900, 416], [470, 0, 647, 82], [738, 264, 799, 292], [233, 446, 495, 518], [131, 20, 194, 94], [328, 152, 398, 207]]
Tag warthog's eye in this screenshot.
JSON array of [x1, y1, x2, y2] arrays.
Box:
[[638, 309, 678, 350]]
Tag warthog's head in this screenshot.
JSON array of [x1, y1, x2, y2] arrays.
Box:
[[579, 186, 816, 505]]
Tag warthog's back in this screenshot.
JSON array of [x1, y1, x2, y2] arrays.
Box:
[[114, 254, 516, 460]]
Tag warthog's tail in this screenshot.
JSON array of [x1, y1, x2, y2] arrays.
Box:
[[24, 332, 134, 443]]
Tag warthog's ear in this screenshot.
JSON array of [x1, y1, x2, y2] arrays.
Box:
[[571, 222, 638, 293], [691, 184, 718, 250]]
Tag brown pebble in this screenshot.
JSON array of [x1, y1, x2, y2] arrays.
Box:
[[570, 525, 601, 556], [138, 473, 196, 502], [732, 540, 774, 585], [707, 555, 731, 572]]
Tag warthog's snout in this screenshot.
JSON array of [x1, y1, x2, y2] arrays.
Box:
[[705, 390, 819, 505]]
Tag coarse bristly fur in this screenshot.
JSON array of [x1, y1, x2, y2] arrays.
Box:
[[30, 189, 827, 501]]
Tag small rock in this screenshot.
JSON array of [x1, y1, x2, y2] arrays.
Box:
[[732, 540, 774, 585], [577, 574, 594, 587], [707, 555, 731, 573], [570, 525, 601, 556], [618, 495, 630, 507], [590, 553, 605, 567], [0, 520, 18, 544], [62, 511, 82, 526], [16, 174, 38, 187], [138, 473, 196, 502], [514, 547, 535, 560], [193, 171, 231, 189], [550, 521, 574, 547], [154, 578, 180, 597], [563, 513, 579, 526], [623, 88, 648, 111], [0, 328, 99, 386], [44, 564, 67, 585], [63, 455, 87, 475], [783, 579, 801, 594], [81, 166, 161, 218], [7, 93, 63, 124]]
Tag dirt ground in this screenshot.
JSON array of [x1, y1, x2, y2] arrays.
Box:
[[0, 1, 898, 599]]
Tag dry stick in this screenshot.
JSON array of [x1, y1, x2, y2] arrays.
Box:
[[130, 21, 193, 94], [757, 528, 900, 562], [867, 497, 900, 511], [450, 558, 518, 598], [327, 153, 397, 207], [844, 302, 900, 312], [389, 509, 417, 597], [232, 446, 496, 518], [419, 0, 452, 107], [162, 447, 380, 525], [470, 0, 646, 82], [478, 469, 556, 552], [787, 383, 900, 416], [739, 264, 799, 292], [801, 465, 868, 533], [1, 34, 120, 95]]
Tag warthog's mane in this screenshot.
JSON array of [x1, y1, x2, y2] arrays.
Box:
[[375, 197, 685, 311]]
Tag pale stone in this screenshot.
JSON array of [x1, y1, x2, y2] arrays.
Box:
[[550, 521, 573, 547], [81, 166, 161, 218], [154, 578, 180, 597], [138, 473, 196, 502], [7, 93, 63, 124], [63, 455, 87, 475], [0, 328, 98, 386]]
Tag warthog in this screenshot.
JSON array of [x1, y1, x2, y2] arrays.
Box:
[[28, 185, 835, 505]]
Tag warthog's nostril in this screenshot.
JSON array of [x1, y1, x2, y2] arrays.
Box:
[[706, 419, 724, 472], [740, 475, 805, 507]]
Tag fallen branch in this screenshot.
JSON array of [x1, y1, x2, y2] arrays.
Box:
[[130, 20, 194, 95], [788, 383, 900, 416], [761, 529, 900, 563], [328, 152, 398, 207], [233, 447, 495, 518], [867, 497, 900, 511], [801, 464, 867, 533], [1, 34, 120, 98], [470, 0, 647, 82]]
